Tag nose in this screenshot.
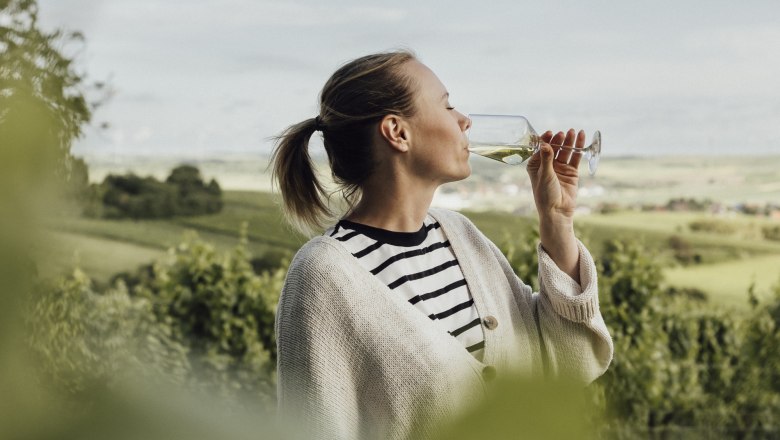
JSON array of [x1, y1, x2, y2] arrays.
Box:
[[460, 113, 471, 131]]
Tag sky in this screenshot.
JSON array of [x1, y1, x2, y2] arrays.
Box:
[[34, 0, 780, 158]]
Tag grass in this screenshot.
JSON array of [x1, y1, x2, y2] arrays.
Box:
[[465, 208, 780, 311], [40, 191, 306, 284], [35, 230, 164, 283], [665, 254, 780, 309], [39, 190, 780, 311], [576, 211, 780, 263]]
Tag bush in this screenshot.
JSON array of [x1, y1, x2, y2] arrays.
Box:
[[23, 219, 780, 436], [498, 226, 539, 291], [589, 239, 780, 437], [26, 269, 191, 397], [26, 225, 286, 407], [689, 219, 737, 235], [131, 229, 283, 402], [668, 235, 702, 265], [87, 165, 223, 219], [762, 225, 780, 242]]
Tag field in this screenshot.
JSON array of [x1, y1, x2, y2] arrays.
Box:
[[40, 177, 780, 312], [574, 211, 780, 309], [38, 191, 307, 286]]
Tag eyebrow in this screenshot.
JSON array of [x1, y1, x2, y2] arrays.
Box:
[[441, 92, 449, 101]]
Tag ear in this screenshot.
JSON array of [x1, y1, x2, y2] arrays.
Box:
[[378, 114, 410, 153]]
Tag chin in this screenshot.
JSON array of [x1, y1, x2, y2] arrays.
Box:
[[450, 163, 471, 183]]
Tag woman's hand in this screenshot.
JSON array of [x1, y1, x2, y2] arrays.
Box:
[[526, 128, 585, 283], [526, 129, 584, 219]]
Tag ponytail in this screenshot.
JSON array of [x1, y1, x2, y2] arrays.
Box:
[[271, 50, 418, 236], [270, 118, 331, 236]]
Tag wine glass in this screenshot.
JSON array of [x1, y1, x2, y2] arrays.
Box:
[[466, 114, 602, 176]]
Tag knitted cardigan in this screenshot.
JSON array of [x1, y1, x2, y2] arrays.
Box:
[[275, 208, 613, 439]]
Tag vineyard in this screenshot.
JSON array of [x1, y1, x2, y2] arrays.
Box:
[[20, 189, 780, 437]]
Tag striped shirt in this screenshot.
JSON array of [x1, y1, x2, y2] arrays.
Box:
[[325, 215, 486, 361]]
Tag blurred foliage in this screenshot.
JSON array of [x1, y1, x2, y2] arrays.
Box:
[[26, 225, 286, 410], [499, 226, 540, 291], [689, 219, 738, 235], [763, 225, 780, 242], [4, 1, 780, 437], [668, 234, 702, 265], [430, 375, 598, 440], [666, 197, 714, 212], [132, 226, 282, 403], [1, 1, 99, 437], [26, 268, 192, 398], [83, 165, 223, 219], [494, 233, 780, 437], [0, 0, 99, 187]]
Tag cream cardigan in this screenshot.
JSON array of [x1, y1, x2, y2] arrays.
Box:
[[275, 208, 613, 439]]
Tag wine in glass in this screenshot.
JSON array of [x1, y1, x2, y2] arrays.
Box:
[[467, 114, 602, 176]]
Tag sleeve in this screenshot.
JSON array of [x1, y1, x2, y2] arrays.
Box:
[[488, 237, 613, 384], [534, 239, 614, 383], [274, 256, 363, 440]]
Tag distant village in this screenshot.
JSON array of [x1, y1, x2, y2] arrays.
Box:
[[434, 161, 780, 222]]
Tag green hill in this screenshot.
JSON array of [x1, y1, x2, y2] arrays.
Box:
[[39, 190, 780, 310]]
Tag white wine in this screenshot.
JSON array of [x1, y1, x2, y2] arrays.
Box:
[[468, 145, 536, 165], [468, 132, 539, 165], [467, 114, 601, 175]]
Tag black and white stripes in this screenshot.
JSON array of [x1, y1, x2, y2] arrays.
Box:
[[326, 215, 486, 360]]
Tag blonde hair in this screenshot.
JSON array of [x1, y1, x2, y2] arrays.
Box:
[[271, 50, 418, 235]]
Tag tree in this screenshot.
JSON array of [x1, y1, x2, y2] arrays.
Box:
[[1, 2, 102, 436], [0, 0, 93, 181], [90, 166, 223, 219]]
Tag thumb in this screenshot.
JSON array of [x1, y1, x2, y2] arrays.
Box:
[[539, 142, 556, 179]]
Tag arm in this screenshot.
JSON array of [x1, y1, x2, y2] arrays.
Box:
[[485, 235, 613, 384], [275, 252, 362, 439], [534, 239, 613, 383], [526, 129, 585, 282], [512, 128, 613, 382]]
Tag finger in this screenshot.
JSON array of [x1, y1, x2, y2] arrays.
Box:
[[539, 142, 556, 182], [568, 129, 586, 169], [559, 128, 576, 164], [550, 131, 566, 161], [529, 131, 555, 174], [564, 128, 576, 147], [575, 129, 586, 148], [551, 131, 566, 145]]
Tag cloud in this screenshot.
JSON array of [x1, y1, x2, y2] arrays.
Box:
[[683, 24, 780, 55], [132, 126, 153, 142]]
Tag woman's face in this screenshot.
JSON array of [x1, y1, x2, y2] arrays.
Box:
[[403, 60, 472, 185]]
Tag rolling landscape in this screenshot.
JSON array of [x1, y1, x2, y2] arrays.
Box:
[[39, 154, 780, 312]]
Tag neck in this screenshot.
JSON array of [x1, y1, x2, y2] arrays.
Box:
[[345, 172, 438, 233]]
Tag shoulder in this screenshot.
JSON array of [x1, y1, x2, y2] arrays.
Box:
[[276, 236, 361, 329], [290, 235, 345, 265], [285, 235, 351, 285]]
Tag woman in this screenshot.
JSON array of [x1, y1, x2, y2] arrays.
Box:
[[271, 50, 613, 440]]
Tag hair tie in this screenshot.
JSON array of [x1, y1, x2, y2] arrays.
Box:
[[313, 116, 325, 131]]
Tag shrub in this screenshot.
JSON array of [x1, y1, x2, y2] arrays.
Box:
[[26, 269, 191, 397], [26, 225, 286, 407], [689, 219, 737, 235], [762, 225, 780, 242], [668, 235, 702, 265], [87, 165, 223, 219], [498, 226, 539, 291], [130, 226, 284, 403]]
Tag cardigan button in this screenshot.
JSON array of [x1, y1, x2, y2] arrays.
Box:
[[483, 315, 498, 330], [482, 365, 497, 382]]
